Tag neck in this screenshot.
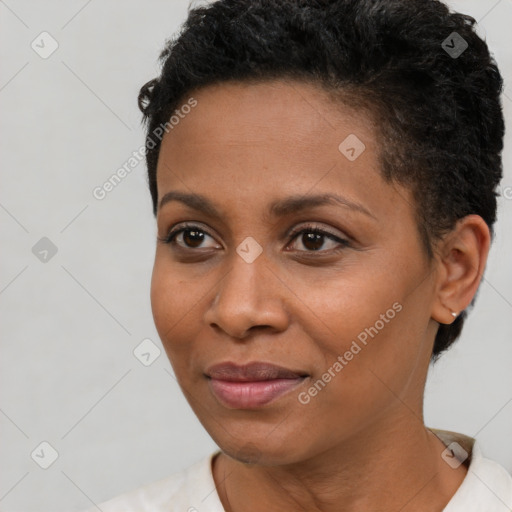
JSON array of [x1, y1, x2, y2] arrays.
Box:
[[213, 413, 468, 512]]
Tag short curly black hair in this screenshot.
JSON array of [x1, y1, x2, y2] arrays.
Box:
[[138, 0, 505, 361]]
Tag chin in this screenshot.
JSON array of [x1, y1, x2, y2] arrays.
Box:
[[213, 430, 312, 467]]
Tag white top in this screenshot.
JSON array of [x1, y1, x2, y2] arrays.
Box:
[[84, 429, 512, 512]]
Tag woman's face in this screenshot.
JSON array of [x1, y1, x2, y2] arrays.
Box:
[[151, 79, 440, 465]]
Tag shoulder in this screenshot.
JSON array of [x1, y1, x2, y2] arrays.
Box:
[[81, 451, 223, 512], [452, 447, 512, 511], [431, 428, 512, 512]]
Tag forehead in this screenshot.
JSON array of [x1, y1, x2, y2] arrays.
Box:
[[158, 79, 378, 177], [155, 79, 412, 227], [161, 79, 375, 149]]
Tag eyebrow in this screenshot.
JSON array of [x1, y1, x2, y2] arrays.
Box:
[[158, 191, 376, 220]]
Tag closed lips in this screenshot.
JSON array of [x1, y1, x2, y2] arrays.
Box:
[[205, 361, 308, 381], [206, 362, 309, 409]]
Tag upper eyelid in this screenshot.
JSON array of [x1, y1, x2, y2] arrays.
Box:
[[288, 224, 346, 240]]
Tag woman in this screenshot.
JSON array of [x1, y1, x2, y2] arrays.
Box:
[[86, 0, 512, 510]]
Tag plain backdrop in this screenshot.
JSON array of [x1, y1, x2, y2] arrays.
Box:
[[0, 1, 511, 511]]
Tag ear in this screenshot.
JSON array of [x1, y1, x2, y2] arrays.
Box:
[[431, 215, 491, 325]]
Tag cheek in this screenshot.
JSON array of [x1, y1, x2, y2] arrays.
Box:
[[292, 264, 422, 388], [305, 288, 428, 418], [290, 266, 401, 346], [150, 256, 197, 354]]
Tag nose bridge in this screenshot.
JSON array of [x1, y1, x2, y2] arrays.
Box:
[[220, 254, 261, 307], [205, 249, 288, 338]]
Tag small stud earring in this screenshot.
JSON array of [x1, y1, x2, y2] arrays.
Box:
[[451, 311, 458, 318]]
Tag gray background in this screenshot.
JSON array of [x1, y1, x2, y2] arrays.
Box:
[[0, 1, 511, 511]]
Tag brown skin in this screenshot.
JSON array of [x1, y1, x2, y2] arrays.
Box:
[[151, 79, 490, 512]]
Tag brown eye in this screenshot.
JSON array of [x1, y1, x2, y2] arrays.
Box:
[[300, 232, 325, 251], [288, 226, 350, 253], [160, 224, 220, 249], [181, 228, 205, 248]]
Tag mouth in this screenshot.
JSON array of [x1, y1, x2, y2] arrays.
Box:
[[205, 361, 309, 409]]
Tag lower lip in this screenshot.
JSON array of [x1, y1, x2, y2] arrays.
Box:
[[208, 377, 306, 408]]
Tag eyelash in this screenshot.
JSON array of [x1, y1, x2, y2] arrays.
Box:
[[157, 222, 350, 255]]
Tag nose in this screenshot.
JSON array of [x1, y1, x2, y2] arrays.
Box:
[[204, 251, 290, 340]]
